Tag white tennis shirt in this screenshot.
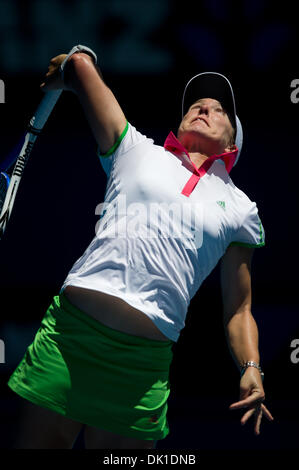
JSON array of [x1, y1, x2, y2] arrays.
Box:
[[60, 122, 265, 342]]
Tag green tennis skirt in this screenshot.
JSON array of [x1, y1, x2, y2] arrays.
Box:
[[7, 291, 174, 441]]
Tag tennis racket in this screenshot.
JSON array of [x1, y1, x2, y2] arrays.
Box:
[[0, 89, 63, 239]]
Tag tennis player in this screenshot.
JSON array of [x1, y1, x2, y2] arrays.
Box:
[[7, 46, 273, 449]]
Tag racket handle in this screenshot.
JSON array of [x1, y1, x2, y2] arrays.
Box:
[[29, 89, 63, 133]]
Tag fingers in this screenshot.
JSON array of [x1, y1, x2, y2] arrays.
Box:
[[40, 74, 58, 91], [253, 405, 263, 436], [253, 404, 274, 435], [239, 404, 262, 431], [231, 402, 274, 436], [40, 54, 68, 92], [229, 391, 264, 410], [261, 404, 274, 421], [40, 68, 63, 92], [50, 54, 68, 65], [240, 407, 255, 425], [239, 407, 262, 436]]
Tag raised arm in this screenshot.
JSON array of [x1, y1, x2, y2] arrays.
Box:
[[40, 51, 127, 155], [220, 244, 273, 435]]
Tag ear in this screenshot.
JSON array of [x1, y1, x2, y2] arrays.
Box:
[[224, 143, 237, 154]]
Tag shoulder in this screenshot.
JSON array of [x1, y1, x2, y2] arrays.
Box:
[[99, 122, 156, 158], [97, 122, 160, 177], [226, 175, 259, 215], [224, 176, 265, 249]]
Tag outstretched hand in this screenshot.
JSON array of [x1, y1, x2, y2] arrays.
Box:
[[229, 367, 274, 435]]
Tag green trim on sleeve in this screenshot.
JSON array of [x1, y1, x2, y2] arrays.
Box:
[[229, 241, 265, 248], [230, 213, 266, 249], [99, 121, 129, 158], [258, 219, 265, 244]]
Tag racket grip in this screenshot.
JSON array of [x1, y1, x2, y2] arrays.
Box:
[[29, 89, 63, 132]]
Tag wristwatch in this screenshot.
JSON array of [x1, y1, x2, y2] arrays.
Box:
[[59, 44, 98, 81], [240, 361, 264, 381]]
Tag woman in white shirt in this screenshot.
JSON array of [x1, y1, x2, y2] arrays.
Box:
[[7, 46, 273, 449]]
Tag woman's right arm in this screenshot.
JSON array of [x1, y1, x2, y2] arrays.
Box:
[[40, 52, 127, 155]]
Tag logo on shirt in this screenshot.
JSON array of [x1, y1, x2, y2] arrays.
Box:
[[216, 200, 226, 210]]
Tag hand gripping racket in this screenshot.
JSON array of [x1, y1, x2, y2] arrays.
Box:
[[0, 89, 62, 239]]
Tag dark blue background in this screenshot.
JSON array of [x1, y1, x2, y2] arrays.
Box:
[[0, 0, 298, 457]]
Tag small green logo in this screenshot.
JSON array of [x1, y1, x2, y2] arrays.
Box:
[[216, 200, 226, 210]]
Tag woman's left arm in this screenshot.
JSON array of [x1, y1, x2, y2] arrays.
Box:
[[220, 244, 274, 435]]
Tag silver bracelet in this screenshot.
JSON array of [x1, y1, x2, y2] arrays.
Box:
[[240, 361, 264, 380], [59, 44, 98, 81]]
